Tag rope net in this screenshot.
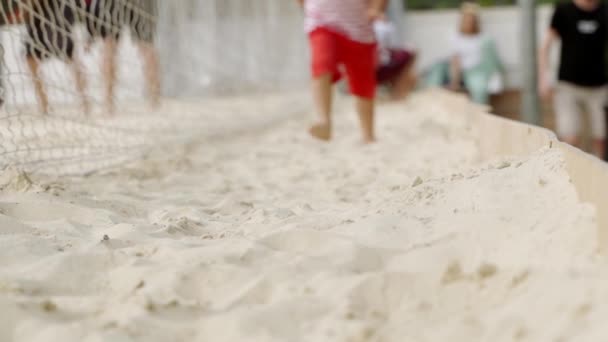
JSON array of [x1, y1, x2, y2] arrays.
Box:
[[0, 0, 306, 175]]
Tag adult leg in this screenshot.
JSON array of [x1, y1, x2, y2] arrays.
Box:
[[605, 105, 608, 161], [24, 15, 50, 114], [0, 54, 4, 107], [585, 86, 607, 158], [137, 41, 161, 107], [69, 55, 91, 115], [424, 61, 448, 88], [85, 0, 119, 115], [55, 17, 91, 116], [553, 82, 581, 148], [131, 0, 161, 108], [102, 37, 118, 115], [26, 55, 49, 114], [449, 56, 463, 92]]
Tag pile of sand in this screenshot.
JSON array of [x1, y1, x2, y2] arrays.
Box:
[[0, 92, 603, 341]]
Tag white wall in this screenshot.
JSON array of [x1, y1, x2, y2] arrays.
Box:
[[406, 5, 556, 88], [0, 4, 558, 109], [156, 0, 307, 98]]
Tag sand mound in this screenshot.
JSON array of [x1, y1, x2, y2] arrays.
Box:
[[0, 92, 602, 341]]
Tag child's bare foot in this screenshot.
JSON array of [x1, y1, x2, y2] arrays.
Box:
[[309, 123, 332, 141], [363, 136, 376, 144]]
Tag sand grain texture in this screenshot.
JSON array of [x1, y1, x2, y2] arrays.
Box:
[[0, 92, 603, 342]]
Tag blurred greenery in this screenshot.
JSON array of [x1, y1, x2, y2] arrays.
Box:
[[407, 0, 560, 10]]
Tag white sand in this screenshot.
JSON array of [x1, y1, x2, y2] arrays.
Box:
[[0, 91, 604, 341]]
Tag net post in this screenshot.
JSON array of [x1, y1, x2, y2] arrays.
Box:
[[519, 0, 541, 126]]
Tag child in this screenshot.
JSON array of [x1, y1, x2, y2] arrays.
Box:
[[298, 0, 387, 143]]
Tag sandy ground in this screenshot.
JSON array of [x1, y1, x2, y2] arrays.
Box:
[[0, 91, 604, 342]]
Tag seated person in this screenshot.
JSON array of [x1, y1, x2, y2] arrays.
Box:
[[424, 2, 503, 104]]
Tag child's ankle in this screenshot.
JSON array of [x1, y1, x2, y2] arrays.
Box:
[[316, 119, 332, 127]]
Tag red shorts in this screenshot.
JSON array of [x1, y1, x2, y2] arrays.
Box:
[[309, 28, 377, 99]]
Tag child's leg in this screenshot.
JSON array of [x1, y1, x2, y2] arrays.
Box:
[[130, 0, 161, 108], [343, 38, 377, 142], [138, 41, 161, 108], [308, 28, 340, 141], [356, 97, 375, 143], [310, 73, 333, 140], [586, 87, 607, 158]]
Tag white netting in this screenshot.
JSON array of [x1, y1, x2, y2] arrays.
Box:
[[0, 0, 307, 175]]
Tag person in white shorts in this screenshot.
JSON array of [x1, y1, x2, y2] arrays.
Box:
[[539, 0, 608, 158]]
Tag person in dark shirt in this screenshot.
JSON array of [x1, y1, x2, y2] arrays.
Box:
[[539, 0, 608, 158]]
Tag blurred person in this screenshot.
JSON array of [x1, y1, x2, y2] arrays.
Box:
[[0, 0, 22, 107], [298, 0, 387, 143], [1, 1, 22, 25], [425, 2, 503, 105], [374, 18, 417, 100], [22, 0, 89, 115], [81, 0, 160, 114], [539, 0, 607, 158]]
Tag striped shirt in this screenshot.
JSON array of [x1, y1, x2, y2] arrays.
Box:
[[305, 0, 375, 43]]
